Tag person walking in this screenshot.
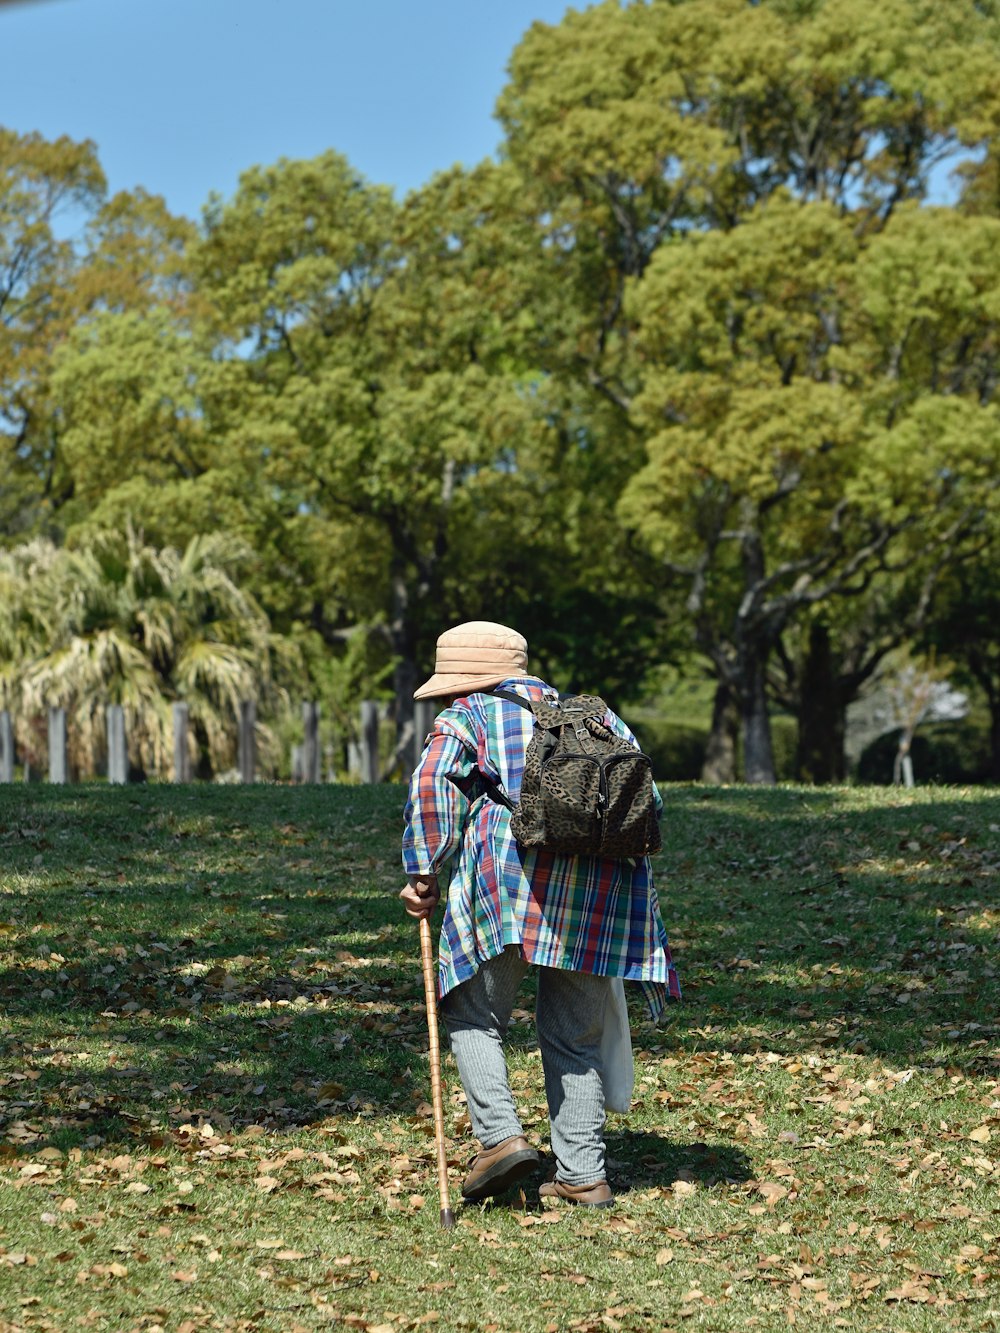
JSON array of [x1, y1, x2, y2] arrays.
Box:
[[400, 621, 680, 1209]]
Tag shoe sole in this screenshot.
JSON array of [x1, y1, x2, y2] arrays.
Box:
[[539, 1189, 615, 1209], [462, 1149, 540, 1202]]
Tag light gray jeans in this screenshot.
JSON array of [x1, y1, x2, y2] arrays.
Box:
[[440, 945, 610, 1186]]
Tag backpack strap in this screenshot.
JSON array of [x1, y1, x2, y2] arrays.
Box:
[[477, 688, 538, 811], [479, 771, 514, 811], [492, 687, 537, 714]]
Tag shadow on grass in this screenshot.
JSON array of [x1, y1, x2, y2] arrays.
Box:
[[1, 783, 999, 1156], [650, 784, 1000, 1071], [1, 785, 432, 1149], [466, 1135, 753, 1212], [606, 1131, 754, 1192]]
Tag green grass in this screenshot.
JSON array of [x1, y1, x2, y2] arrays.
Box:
[[1, 783, 998, 1332]]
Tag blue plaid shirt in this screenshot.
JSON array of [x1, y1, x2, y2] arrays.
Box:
[[402, 676, 681, 1016]]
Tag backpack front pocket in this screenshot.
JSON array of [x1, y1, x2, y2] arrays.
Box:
[[530, 751, 603, 852]]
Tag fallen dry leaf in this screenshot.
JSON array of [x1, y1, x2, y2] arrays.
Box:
[[91, 1262, 127, 1278], [886, 1281, 933, 1303], [758, 1182, 789, 1208]]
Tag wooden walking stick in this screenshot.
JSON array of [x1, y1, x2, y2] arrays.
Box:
[[419, 915, 455, 1229]]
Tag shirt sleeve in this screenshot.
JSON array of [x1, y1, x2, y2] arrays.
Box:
[[401, 722, 479, 877]]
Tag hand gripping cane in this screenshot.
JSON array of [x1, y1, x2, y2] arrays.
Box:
[[419, 916, 455, 1229]]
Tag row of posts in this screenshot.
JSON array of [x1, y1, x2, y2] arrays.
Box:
[[0, 700, 439, 785]]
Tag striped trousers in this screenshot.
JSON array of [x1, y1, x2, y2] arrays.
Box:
[[440, 945, 610, 1186]]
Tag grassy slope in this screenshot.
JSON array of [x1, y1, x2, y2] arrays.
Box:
[[0, 783, 998, 1333]]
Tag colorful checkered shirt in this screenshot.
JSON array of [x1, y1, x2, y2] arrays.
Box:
[[402, 676, 681, 1017]]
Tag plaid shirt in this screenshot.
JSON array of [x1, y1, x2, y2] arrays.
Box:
[[402, 676, 681, 1017]]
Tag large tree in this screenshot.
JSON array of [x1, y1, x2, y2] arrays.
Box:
[[0, 130, 104, 538], [497, 0, 1000, 780], [621, 198, 1000, 780], [38, 144, 673, 756], [191, 151, 639, 754], [0, 128, 196, 541], [922, 531, 1000, 781], [191, 153, 507, 746]]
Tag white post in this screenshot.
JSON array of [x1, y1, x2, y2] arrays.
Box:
[[360, 701, 379, 783], [0, 710, 13, 783], [302, 703, 320, 783], [107, 705, 127, 785], [48, 708, 68, 784]]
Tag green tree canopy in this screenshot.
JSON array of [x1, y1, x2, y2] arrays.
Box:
[[6, 0, 1000, 784], [495, 0, 1000, 780]]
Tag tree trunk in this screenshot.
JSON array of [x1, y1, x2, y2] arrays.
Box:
[[796, 623, 847, 783], [966, 660, 1000, 782], [701, 681, 739, 783], [989, 688, 1000, 783], [738, 527, 777, 784], [389, 564, 418, 767], [741, 643, 776, 785], [392, 646, 418, 747]]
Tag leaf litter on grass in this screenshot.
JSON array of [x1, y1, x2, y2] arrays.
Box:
[[1, 784, 999, 1330]]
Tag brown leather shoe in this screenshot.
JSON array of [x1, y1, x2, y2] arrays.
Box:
[[539, 1178, 615, 1208], [462, 1135, 540, 1201]]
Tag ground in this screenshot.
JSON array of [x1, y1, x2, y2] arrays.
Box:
[[1, 783, 998, 1331]]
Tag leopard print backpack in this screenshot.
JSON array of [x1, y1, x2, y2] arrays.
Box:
[[481, 690, 662, 859]]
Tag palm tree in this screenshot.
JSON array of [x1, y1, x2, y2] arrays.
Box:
[[0, 540, 60, 773], [5, 527, 290, 777]]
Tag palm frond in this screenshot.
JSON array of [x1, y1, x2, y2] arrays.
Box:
[[0, 527, 281, 777]]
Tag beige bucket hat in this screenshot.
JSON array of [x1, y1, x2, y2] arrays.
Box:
[[414, 621, 528, 700]]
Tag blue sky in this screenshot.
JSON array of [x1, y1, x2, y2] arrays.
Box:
[[0, 0, 574, 220], [1, 0, 963, 226]]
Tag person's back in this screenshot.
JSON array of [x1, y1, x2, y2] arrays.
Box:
[[400, 622, 680, 1209]]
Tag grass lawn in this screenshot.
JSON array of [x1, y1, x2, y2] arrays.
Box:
[[1, 782, 998, 1332]]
